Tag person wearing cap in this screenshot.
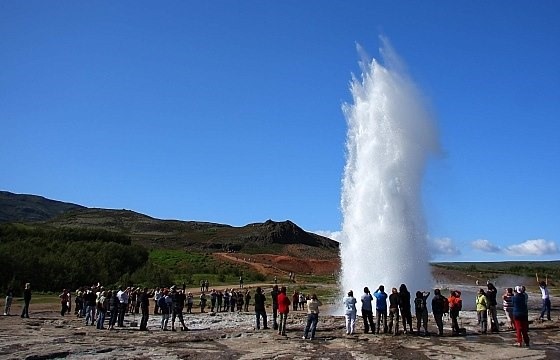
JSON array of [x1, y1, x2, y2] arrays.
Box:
[[512, 286, 530, 347]]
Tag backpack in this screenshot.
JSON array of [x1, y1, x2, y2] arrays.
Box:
[[414, 297, 426, 311], [442, 297, 449, 313]]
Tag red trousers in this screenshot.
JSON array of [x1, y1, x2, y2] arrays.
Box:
[[513, 318, 529, 345]]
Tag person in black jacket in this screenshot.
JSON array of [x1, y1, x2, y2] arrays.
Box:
[[20, 283, 31, 318], [254, 287, 268, 330], [139, 288, 150, 331], [431, 289, 446, 336]]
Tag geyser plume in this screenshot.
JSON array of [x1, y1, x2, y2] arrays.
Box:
[[340, 39, 439, 306]]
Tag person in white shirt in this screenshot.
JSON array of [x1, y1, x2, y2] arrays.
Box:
[[537, 275, 551, 321], [343, 290, 357, 335]]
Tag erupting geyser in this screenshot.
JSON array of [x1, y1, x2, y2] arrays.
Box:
[[340, 38, 439, 306]]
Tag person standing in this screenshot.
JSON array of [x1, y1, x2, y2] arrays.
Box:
[[139, 288, 150, 331], [302, 293, 322, 340], [158, 289, 170, 331], [171, 287, 188, 331], [502, 287, 515, 330], [277, 286, 291, 336], [486, 283, 499, 332], [537, 275, 551, 321], [414, 291, 430, 335], [512, 286, 530, 347], [476, 289, 488, 334], [388, 288, 400, 335], [271, 285, 279, 330], [254, 287, 268, 330], [360, 287, 375, 334], [107, 291, 119, 330], [374, 285, 388, 334], [116, 287, 129, 327], [399, 284, 413, 334], [244, 289, 251, 312], [4, 287, 14, 316], [431, 289, 446, 336], [59, 289, 70, 316], [96, 291, 108, 330], [343, 290, 357, 335], [20, 283, 31, 318], [448, 290, 463, 336]]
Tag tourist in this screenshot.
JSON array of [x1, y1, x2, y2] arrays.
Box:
[[116, 287, 129, 327], [216, 290, 223, 312], [4, 287, 14, 316], [399, 284, 413, 334], [75, 288, 83, 317], [200, 291, 208, 313], [153, 287, 161, 315], [388, 287, 400, 335], [236, 291, 244, 312], [239, 275, 244, 289], [537, 276, 551, 321], [254, 286, 268, 330], [374, 285, 388, 334], [228, 290, 236, 312], [83, 288, 96, 326], [502, 288, 514, 330], [448, 290, 463, 336], [291, 289, 298, 312], [475, 288, 488, 334], [360, 287, 375, 334], [210, 289, 217, 312], [431, 289, 447, 336], [107, 290, 118, 330], [343, 290, 357, 335], [223, 290, 230, 312], [486, 283, 499, 332], [512, 286, 530, 347], [20, 283, 31, 319], [186, 292, 194, 314], [302, 293, 322, 340], [414, 291, 430, 335], [59, 289, 70, 316], [96, 290, 107, 330], [139, 287, 150, 331], [244, 289, 251, 312], [277, 286, 291, 336], [271, 285, 279, 329], [171, 287, 188, 331], [158, 289, 170, 331], [299, 292, 305, 311]]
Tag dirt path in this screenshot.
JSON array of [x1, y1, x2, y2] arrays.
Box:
[[214, 252, 289, 277]]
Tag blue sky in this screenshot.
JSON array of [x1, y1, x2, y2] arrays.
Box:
[[1, 1, 558, 262]]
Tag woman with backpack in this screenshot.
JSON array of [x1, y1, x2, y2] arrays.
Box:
[[448, 290, 463, 336], [414, 291, 430, 335]]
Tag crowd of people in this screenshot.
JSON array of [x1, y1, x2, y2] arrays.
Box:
[[342, 277, 553, 348], [2, 277, 553, 347]]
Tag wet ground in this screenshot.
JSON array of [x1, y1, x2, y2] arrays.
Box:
[[1, 300, 558, 360]]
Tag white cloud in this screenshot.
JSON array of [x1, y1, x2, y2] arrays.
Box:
[[505, 239, 559, 256], [313, 230, 342, 242], [471, 239, 501, 253], [430, 237, 461, 255]]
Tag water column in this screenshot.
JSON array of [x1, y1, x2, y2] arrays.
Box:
[[339, 39, 439, 306]]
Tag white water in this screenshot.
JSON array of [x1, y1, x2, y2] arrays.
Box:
[[339, 39, 439, 309]]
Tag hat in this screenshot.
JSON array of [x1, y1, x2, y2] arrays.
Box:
[[515, 286, 523, 293]]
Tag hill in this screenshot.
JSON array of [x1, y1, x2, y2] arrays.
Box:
[[0, 191, 339, 258], [0, 191, 84, 222]]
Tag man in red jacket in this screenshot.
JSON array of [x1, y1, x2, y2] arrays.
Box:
[[277, 286, 291, 336]]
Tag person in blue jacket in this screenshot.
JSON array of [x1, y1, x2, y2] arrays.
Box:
[[374, 285, 388, 334]]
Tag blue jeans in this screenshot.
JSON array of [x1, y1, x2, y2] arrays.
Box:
[[540, 298, 551, 320], [85, 305, 95, 325], [304, 313, 318, 339], [96, 310, 106, 329]]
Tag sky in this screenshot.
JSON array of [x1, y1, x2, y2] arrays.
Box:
[[1, 1, 559, 262]]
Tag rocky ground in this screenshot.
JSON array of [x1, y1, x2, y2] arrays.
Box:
[[1, 289, 558, 360]]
